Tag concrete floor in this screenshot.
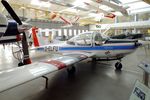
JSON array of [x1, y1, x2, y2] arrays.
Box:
[[0, 45, 150, 100]]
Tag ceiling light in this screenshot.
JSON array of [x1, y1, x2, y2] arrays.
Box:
[[19, 6, 26, 10], [113, 11, 122, 16], [65, 8, 78, 13], [31, 0, 51, 8], [99, 5, 113, 11], [119, 0, 140, 4], [73, 0, 91, 8]]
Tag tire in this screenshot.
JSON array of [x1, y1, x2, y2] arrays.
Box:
[[18, 62, 24, 67], [67, 66, 76, 76], [115, 62, 122, 70], [92, 58, 97, 62]]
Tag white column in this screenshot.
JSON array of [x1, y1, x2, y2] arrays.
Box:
[[133, 14, 138, 34], [114, 16, 118, 35]]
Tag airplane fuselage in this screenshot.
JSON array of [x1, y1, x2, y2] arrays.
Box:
[[35, 32, 140, 60]]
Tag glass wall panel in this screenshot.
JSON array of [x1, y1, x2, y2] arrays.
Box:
[[78, 30, 81, 34], [64, 29, 67, 36], [58, 29, 61, 36], [74, 30, 77, 35], [69, 29, 72, 36]]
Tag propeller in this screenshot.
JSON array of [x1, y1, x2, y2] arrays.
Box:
[[1, 0, 31, 65], [1, 0, 22, 25]]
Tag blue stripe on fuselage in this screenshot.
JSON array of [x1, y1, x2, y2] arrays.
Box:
[[59, 45, 136, 51]]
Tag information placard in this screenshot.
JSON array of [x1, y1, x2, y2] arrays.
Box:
[[129, 80, 150, 100]]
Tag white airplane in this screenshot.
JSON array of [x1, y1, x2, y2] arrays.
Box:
[[31, 27, 141, 71], [0, 0, 141, 93]]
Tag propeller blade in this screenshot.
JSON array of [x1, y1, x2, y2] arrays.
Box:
[[1, 0, 22, 25]]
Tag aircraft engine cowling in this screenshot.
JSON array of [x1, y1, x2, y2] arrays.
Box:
[[0, 13, 8, 38], [4, 20, 20, 36]]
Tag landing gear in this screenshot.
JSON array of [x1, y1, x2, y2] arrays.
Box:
[[18, 62, 24, 67], [67, 66, 76, 77], [115, 62, 122, 70], [92, 58, 97, 62]]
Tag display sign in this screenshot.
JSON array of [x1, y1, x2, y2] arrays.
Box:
[[129, 80, 150, 100], [89, 24, 109, 30]]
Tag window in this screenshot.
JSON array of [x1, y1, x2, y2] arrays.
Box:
[[58, 29, 61, 36], [64, 29, 67, 36], [94, 33, 104, 45], [69, 29, 72, 36], [74, 30, 77, 36], [67, 32, 92, 46], [78, 30, 81, 34], [82, 30, 85, 33]]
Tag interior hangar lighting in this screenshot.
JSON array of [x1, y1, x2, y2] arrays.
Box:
[[73, 0, 91, 7], [30, 0, 51, 8]]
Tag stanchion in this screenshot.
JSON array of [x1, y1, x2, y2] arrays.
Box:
[[138, 62, 150, 87]]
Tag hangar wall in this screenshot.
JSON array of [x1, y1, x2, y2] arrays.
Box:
[[29, 20, 89, 29], [29, 20, 89, 37]]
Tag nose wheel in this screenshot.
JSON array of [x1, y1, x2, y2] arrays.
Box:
[[115, 62, 122, 70]]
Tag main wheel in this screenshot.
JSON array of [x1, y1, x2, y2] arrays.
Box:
[[67, 66, 76, 76], [92, 58, 97, 62], [18, 62, 24, 67], [115, 62, 122, 70]]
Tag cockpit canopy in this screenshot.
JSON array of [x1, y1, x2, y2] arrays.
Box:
[[67, 32, 105, 46]]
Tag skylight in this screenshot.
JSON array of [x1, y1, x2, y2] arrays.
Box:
[[99, 5, 113, 11], [127, 1, 150, 10]]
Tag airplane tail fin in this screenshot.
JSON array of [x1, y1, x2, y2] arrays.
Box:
[[32, 27, 40, 47]]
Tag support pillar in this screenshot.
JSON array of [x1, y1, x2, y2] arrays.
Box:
[[133, 14, 138, 33], [114, 16, 118, 35]]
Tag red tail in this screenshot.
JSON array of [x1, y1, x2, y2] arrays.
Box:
[[32, 27, 40, 47], [105, 13, 116, 18]]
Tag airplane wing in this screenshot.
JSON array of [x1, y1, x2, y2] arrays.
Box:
[[84, 2, 116, 18], [0, 52, 94, 93]]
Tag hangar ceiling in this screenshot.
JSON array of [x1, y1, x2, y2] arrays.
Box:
[[1, 0, 150, 25]]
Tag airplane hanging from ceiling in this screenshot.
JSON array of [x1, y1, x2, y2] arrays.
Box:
[[95, 0, 128, 16], [83, 2, 116, 18], [49, 12, 79, 27], [48, 0, 128, 25], [0, 0, 141, 93]]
